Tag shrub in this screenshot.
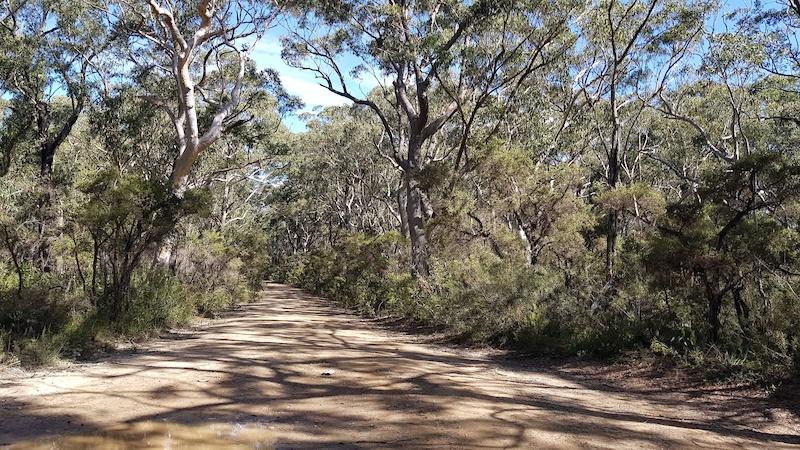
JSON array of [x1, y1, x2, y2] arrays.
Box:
[[13, 329, 65, 366], [118, 271, 195, 335]]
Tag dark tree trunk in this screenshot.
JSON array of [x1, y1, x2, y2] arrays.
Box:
[[396, 178, 409, 239], [732, 287, 750, 333], [39, 97, 84, 177], [705, 281, 723, 343], [404, 131, 432, 279], [606, 211, 618, 271], [40, 142, 57, 177], [406, 171, 430, 278], [606, 115, 621, 274]]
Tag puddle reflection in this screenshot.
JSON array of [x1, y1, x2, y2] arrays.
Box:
[[9, 421, 276, 449]]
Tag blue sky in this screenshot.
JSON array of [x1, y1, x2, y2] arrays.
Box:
[[250, 37, 350, 132]]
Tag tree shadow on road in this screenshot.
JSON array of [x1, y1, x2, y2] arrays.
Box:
[[3, 284, 799, 449]]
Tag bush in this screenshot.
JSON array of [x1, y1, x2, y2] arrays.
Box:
[[0, 285, 73, 340], [118, 272, 195, 335], [0, 257, 256, 366], [269, 232, 699, 361], [268, 232, 420, 316], [175, 231, 260, 315], [13, 329, 65, 366]]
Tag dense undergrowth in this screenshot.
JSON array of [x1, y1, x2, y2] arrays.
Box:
[[267, 232, 800, 386], [3, 222, 797, 389], [0, 230, 262, 367]]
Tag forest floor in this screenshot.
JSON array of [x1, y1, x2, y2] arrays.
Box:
[[1, 283, 799, 449]]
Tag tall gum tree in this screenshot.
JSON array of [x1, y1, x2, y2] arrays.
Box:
[[115, 0, 285, 192], [572, 0, 712, 274], [282, 0, 583, 278], [0, 0, 112, 177], [0, 0, 114, 275], [648, 3, 800, 342], [741, 0, 800, 129], [110, 0, 292, 266]]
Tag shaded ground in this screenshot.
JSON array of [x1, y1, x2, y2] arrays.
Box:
[[1, 283, 798, 449]]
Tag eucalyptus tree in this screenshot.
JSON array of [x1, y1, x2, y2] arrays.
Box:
[[266, 104, 398, 260], [0, 0, 117, 282], [757, 0, 800, 84], [304, 105, 400, 237], [646, 6, 800, 344], [0, 0, 112, 177], [113, 0, 291, 193], [105, 0, 298, 267], [282, 0, 584, 278], [472, 144, 593, 267], [424, 60, 594, 269], [647, 118, 800, 343], [573, 0, 712, 273], [729, 0, 800, 134], [88, 85, 177, 177], [194, 86, 293, 231]]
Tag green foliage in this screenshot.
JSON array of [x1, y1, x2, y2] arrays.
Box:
[[650, 338, 679, 359], [645, 151, 800, 356], [0, 0, 293, 367], [427, 253, 555, 342], [0, 272, 73, 337], [594, 183, 667, 221], [12, 329, 65, 367], [281, 232, 417, 314], [267, 231, 418, 316], [119, 272, 194, 335], [75, 169, 203, 319], [0, 165, 260, 366], [177, 231, 259, 315]]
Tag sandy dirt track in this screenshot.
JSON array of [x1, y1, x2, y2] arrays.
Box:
[[1, 283, 799, 449]]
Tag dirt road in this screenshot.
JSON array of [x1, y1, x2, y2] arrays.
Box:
[[1, 284, 799, 449]]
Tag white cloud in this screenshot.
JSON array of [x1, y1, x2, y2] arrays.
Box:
[[249, 34, 394, 131], [281, 76, 351, 108], [251, 37, 351, 111]]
